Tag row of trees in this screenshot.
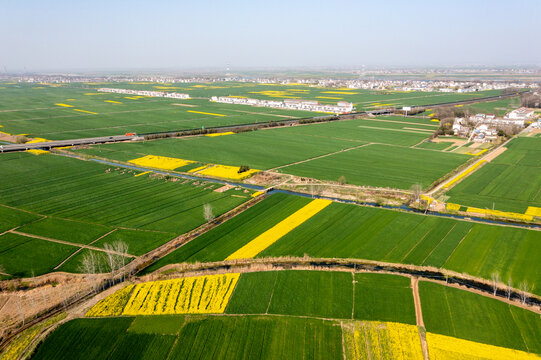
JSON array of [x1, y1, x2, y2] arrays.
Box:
[[491, 272, 533, 304], [520, 92, 541, 108]]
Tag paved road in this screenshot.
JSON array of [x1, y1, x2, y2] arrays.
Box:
[[0, 135, 139, 152]]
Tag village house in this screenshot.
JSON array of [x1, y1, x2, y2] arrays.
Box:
[[210, 96, 354, 114], [505, 107, 535, 121]]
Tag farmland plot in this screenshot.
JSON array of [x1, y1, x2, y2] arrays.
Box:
[[446, 137, 541, 213], [420, 281, 541, 354], [260, 202, 541, 295]]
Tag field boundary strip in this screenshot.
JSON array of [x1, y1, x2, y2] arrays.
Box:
[[225, 199, 332, 260], [9, 230, 136, 258], [270, 143, 372, 171]]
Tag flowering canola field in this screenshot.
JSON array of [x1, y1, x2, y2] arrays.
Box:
[[443, 160, 486, 189], [226, 199, 332, 260], [426, 332, 540, 360], [129, 155, 194, 170], [342, 321, 423, 360], [193, 164, 260, 180], [466, 207, 533, 222], [86, 285, 135, 317], [205, 132, 235, 137], [122, 273, 239, 315]]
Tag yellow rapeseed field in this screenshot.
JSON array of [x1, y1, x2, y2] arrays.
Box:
[[465, 149, 488, 156], [105, 100, 122, 104], [129, 155, 194, 170], [525, 206, 541, 217], [122, 274, 239, 315], [446, 203, 461, 211], [196, 164, 260, 180], [426, 332, 540, 360], [316, 96, 343, 100], [26, 149, 50, 155], [342, 321, 423, 360], [466, 207, 533, 222], [73, 109, 98, 114], [26, 137, 51, 144], [187, 110, 227, 117], [205, 132, 235, 137], [443, 160, 486, 188], [86, 285, 135, 317], [55, 103, 73, 107], [226, 199, 331, 260]]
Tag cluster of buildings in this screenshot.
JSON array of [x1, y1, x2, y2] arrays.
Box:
[[453, 107, 537, 141], [210, 96, 354, 114], [97, 88, 190, 99]]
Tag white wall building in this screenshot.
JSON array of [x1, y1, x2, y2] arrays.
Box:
[[505, 107, 535, 120], [98, 88, 190, 99], [210, 96, 354, 114]]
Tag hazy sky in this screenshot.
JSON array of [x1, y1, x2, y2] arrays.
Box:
[[2, 0, 540, 71]]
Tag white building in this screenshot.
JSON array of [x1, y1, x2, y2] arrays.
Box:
[[98, 88, 190, 99], [505, 107, 535, 120], [210, 96, 354, 114]]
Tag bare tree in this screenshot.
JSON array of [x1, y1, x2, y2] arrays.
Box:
[[410, 184, 423, 203], [338, 176, 346, 185], [79, 251, 100, 292], [103, 241, 130, 283], [203, 203, 214, 222], [518, 281, 530, 305], [505, 278, 513, 300], [491, 272, 500, 296]]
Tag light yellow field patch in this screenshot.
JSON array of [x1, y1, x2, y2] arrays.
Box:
[[420, 195, 435, 204], [455, 104, 464, 107], [66, 99, 76, 101], [316, 96, 343, 100], [466, 207, 533, 221], [128, 155, 194, 170], [86, 285, 134, 317], [465, 149, 488, 156], [343, 321, 423, 360], [84, 93, 104, 96], [26, 149, 50, 155], [194, 164, 260, 180], [426, 332, 540, 360], [187, 110, 227, 117], [525, 206, 541, 217], [226, 199, 332, 260], [431, 119, 440, 122], [443, 160, 486, 189], [105, 100, 122, 104], [0, 131, 11, 136], [191, 85, 208, 88], [154, 86, 179, 90], [122, 274, 240, 315], [134, 171, 153, 177], [446, 203, 461, 211], [74, 109, 98, 115], [124, 96, 139, 100], [322, 91, 358, 95], [26, 137, 51, 144], [251, 191, 264, 197], [228, 95, 247, 98], [55, 103, 73, 108], [249, 90, 296, 97], [205, 132, 235, 137]]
